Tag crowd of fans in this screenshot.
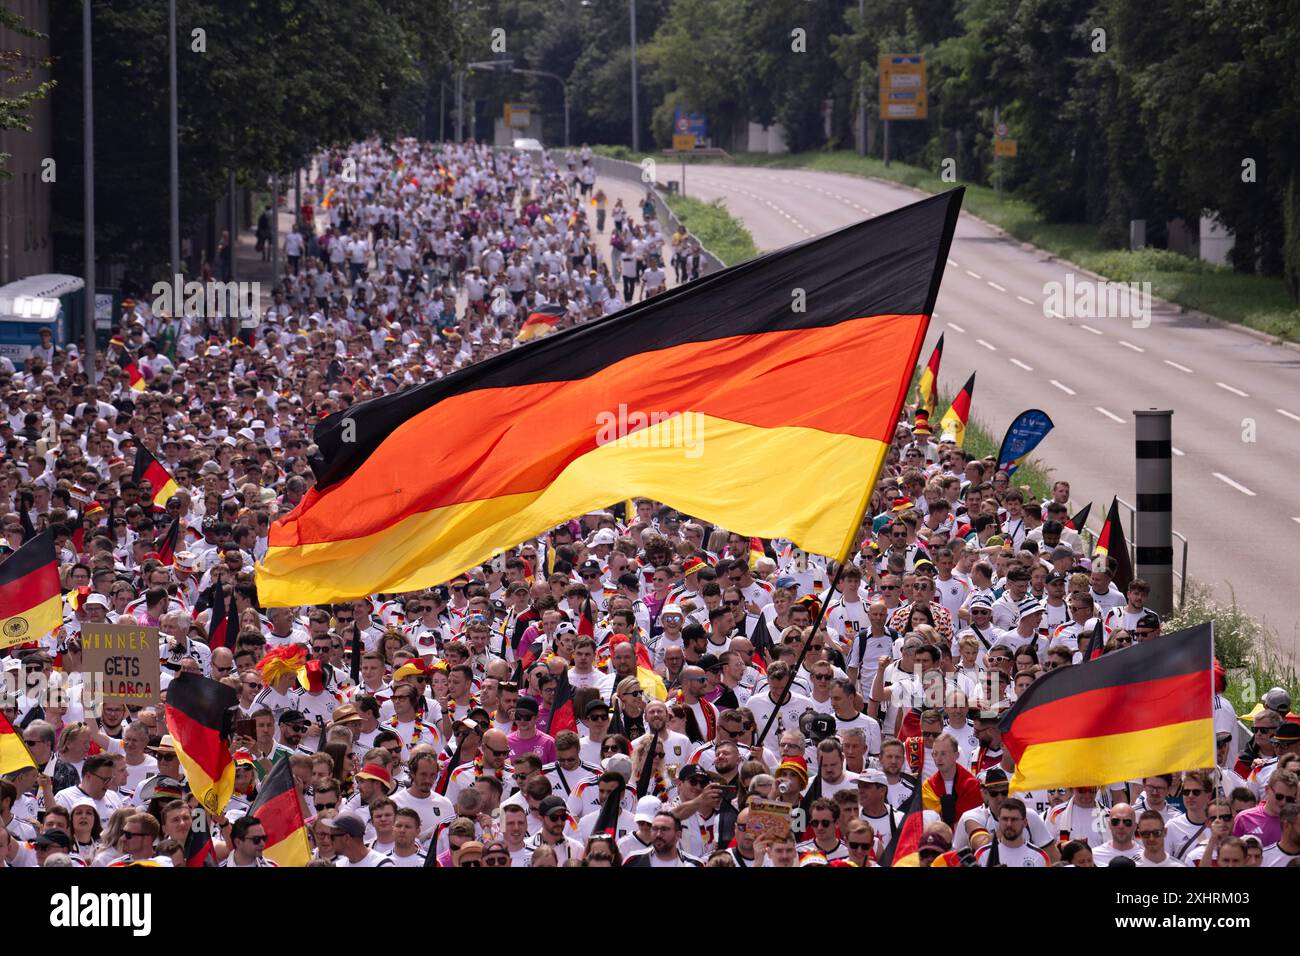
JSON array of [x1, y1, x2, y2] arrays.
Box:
[[1, 139, 1294, 870]]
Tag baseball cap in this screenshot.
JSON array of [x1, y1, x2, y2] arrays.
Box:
[[33, 829, 73, 850], [660, 603, 683, 617], [635, 795, 664, 824], [538, 795, 568, 817], [320, 812, 366, 839], [856, 768, 888, 787]]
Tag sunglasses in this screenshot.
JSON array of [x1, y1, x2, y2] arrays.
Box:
[[848, 841, 872, 851], [1109, 818, 1135, 826], [1209, 813, 1233, 822], [1138, 829, 1165, 838], [809, 818, 834, 828], [546, 812, 567, 822], [1181, 788, 1205, 797], [461, 860, 482, 867], [483, 855, 509, 866], [1271, 792, 1298, 804], [586, 853, 613, 862], [315, 802, 338, 811]]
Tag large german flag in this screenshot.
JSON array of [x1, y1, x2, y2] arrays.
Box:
[[917, 333, 943, 419], [257, 190, 964, 605], [998, 621, 1215, 792], [248, 755, 310, 867], [0, 709, 37, 774], [164, 672, 238, 815], [132, 444, 179, 510], [0, 528, 62, 650]]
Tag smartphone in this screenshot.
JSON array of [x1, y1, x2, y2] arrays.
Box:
[[234, 717, 258, 739]]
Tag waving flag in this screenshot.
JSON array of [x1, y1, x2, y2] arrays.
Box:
[[0, 529, 62, 650], [164, 672, 238, 815], [125, 360, 147, 392], [0, 709, 36, 774], [1066, 502, 1091, 532], [998, 622, 1214, 791], [248, 756, 310, 867], [258, 190, 964, 605], [937, 373, 975, 448], [1093, 496, 1133, 592], [917, 333, 943, 418], [132, 444, 179, 510], [517, 303, 566, 342]]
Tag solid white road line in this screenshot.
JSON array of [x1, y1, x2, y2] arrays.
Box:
[[1118, 340, 1145, 352], [1278, 408, 1300, 423], [1095, 406, 1126, 424], [1212, 473, 1256, 496], [1009, 358, 1034, 371], [1049, 380, 1076, 395], [946, 322, 966, 333], [987, 281, 1007, 292], [1080, 324, 1104, 336], [976, 339, 998, 351], [1164, 360, 1193, 373], [1215, 382, 1249, 397]]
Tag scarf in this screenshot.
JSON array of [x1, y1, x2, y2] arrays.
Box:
[[920, 764, 982, 826]]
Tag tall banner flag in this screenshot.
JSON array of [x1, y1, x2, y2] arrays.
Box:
[[917, 333, 943, 418], [0, 528, 62, 650], [258, 189, 965, 604], [164, 672, 238, 815], [132, 444, 179, 510], [998, 622, 1215, 791], [1094, 496, 1134, 592], [248, 755, 311, 867], [937, 373, 976, 448], [996, 409, 1054, 477]]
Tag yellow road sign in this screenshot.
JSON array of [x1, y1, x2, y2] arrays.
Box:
[[878, 54, 927, 120], [672, 134, 697, 152], [993, 138, 1018, 157]]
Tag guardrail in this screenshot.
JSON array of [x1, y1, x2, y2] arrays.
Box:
[[1103, 495, 1189, 608], [588, 154, 727, 275]]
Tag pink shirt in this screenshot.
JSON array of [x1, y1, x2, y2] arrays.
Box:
[[508, 730, 557, 764]]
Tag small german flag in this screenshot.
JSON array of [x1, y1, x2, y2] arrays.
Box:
[[0, 528, 62, 650], [132, 444, 179, 510], [1093, 496, 1133, 592], [747, 536, 766, 571], [258, 189, 964, 605], [0, 709, 37, 774], [184, 809, 218, 867], [878, 783, 928, 867], [937, 372, 975, 448], [248, 755, 310, 867], [1066, 501, 1091, 532], [917, 333, 943, 419], [164, 672, 238, 815], [125, 360, 146, 392], [998, 621, 1215, 792], [153, 516, 181, 565], [517, 303, 565, 342]]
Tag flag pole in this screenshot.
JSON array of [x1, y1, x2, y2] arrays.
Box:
[[755, 561, 846, 746]]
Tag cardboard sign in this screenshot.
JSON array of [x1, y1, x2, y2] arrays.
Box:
[[745, 798, 793, 841], [79, 622, 161, 707]]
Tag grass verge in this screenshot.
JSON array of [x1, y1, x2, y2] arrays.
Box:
[[596, 145, 1300, 342], [659, 194, 759, 267]]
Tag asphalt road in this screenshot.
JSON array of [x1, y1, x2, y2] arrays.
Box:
[[681, 164, 1300, 652]]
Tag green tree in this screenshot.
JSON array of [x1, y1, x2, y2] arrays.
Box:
[[0, 5, 55, 177]]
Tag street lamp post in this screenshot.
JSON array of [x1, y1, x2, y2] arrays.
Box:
[[83, 0, 96, 383], [467, 60, 570, 147], [169, 0, 180, 279], [630, 0, 639, 152]]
